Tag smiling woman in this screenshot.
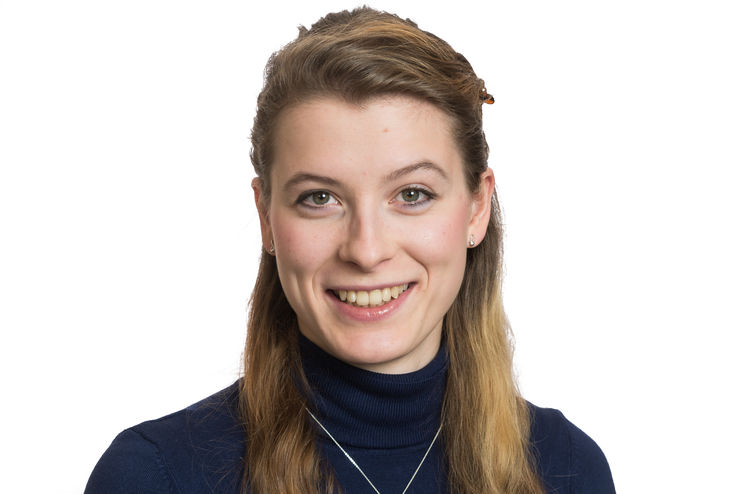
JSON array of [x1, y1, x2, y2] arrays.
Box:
[[85, 7, 615, 494], [257, 96, 492, 374]]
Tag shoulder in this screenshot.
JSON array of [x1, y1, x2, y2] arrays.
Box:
[[85, 382, 245, 494], [528, 403, 616, 494]]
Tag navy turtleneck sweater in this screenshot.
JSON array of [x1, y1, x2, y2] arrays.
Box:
[[299, 334, 447, 493], [85, 338, 615, 493]]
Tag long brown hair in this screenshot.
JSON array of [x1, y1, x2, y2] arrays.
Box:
[[243, 7, 544, 493]]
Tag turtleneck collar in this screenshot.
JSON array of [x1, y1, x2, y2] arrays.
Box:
[[298, 333, 448, 450]]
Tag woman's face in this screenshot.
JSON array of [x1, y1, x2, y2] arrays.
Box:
[[254, 95, 493, 374]]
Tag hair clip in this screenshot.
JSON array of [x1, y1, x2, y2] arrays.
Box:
[[480, 86, 495, 105]]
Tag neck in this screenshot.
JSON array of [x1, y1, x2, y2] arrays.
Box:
[[298, 333, 448, 449]]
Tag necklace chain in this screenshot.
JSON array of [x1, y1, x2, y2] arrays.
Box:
[[306, 408, 442, 494]]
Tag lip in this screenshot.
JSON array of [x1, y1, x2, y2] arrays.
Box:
[[326, 283, 413, 322]]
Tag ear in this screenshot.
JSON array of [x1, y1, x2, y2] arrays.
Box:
[[252, 177, 273, 254], [468, 168, 495, 245]]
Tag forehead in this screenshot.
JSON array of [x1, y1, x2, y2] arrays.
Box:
[[270, 95, 463, 186]]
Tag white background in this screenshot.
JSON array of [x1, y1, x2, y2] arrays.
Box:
[[1, 1, 738, 492]]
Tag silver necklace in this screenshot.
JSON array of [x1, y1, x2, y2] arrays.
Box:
[[306, 408, 442, 494]]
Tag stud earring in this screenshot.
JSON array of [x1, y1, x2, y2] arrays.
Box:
[[268, 240, 275, 254], [468, 235, 476, 247]]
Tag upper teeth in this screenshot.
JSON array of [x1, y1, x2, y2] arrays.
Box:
[[335, 283, 409, 307]]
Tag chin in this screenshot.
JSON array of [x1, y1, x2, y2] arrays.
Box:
[[331, 331, 437, 374]]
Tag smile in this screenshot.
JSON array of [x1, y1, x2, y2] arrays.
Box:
[[332, 283, 410, 308]]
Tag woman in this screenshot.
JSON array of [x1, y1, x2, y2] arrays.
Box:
[[86, 7, 615, 493]]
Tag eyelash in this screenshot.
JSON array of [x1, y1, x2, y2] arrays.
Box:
[[295, 187, 436, 210], [296, 190, 338, 209], [393, 186, 436, 208]]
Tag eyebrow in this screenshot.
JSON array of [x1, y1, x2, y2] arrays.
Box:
[[282, 173, 341, 192], [282, 161, 448, 192], [383, 161, 449, 182]]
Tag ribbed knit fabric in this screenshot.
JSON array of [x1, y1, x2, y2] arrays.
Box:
[[85, 337, 616, 493], [298, 333, 448, 493]]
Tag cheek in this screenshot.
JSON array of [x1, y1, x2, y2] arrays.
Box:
[[403, 203, 470, 271], [271, 213, 333, 281], [271, 215, 328, 320]]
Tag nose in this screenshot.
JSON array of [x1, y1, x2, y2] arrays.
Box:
[[338, 205, 394, 271]]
